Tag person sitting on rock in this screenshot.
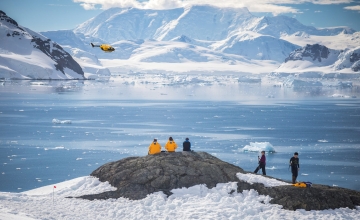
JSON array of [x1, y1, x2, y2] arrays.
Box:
[[165, 137, 177, 152], [183, 137, 191, 151], [148, 138, 161, 155], [290, 152, 300, 184], [254, 151, 266, 175]]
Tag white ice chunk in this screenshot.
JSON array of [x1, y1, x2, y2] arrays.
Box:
[[52, 118, 72, 124], [241, 142, 276, 152]]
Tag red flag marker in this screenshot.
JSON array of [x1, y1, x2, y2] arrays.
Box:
[[54, 186, 56, 188]]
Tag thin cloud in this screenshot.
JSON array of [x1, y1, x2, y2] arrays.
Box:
[[80, 3, 98, 10], [314, 10, 322, 12], [344, 5, 360, 11]]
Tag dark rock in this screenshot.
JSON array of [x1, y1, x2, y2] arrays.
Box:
[[285, 44, 330, 62], [350, 52, 360, 63], [1, 10, 84, 78], [31, 37, 84, 77], [350, 52, 360, 72], [236, 180, 360, 211], [80, 151, 360, 211], [352, 63, 360, 72], [80, 151, 244, 200]]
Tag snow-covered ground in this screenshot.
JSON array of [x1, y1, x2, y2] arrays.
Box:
[[0, 175, 359, 219]]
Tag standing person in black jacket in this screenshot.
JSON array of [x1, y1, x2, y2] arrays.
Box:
[[183, 137, 191, 151], [254, 151, 266, 175], [290, 152, 300, 184]]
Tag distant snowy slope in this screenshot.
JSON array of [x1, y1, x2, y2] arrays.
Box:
[[40, 30, 88, 52], [0, 10, 84, 79], [246, 16, 355, 38], [281, 31, 360, 50], [212, 32, 300, 62], [276, 44, 360, 74]]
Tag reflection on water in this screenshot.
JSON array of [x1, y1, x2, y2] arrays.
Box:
[[0, 77, 360, 192]]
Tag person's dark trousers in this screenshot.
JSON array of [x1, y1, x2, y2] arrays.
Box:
[[254, 163, 266, 175], [291, 167, 298, 183]]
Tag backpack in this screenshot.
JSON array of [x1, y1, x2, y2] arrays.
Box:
[[293, 182, 312, 188]]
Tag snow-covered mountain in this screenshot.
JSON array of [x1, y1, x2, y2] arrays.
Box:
[[3, 5, 360, 78], [276, 44, 360, 74], [212, 32, 299, 62], [43, 5, 358, 71], [73, 6, 255, 42], [73, 5, 355, 42], [0, 11, 84, 79], [245, 16, 355, 38], [334, 47, 360, 72]]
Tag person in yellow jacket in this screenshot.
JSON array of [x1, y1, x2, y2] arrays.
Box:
[[165, 137, 177, 152], [148, 139, 161, 155]]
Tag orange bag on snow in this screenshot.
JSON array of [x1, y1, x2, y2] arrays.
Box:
[[293, 182, 312, 188]]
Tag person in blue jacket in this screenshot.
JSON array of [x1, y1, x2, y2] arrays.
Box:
[[183, 137, 191, 151]]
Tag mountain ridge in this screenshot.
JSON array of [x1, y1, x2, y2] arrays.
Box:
[[0, 10, 85, 79]]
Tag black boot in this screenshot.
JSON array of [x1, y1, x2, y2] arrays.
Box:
[[292, 176, 296, 184]]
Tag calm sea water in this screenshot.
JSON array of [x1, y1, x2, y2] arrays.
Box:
[[1, 79, 360, 192]]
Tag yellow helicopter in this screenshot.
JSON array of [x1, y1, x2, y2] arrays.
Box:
[[91, 43, 115, 52]]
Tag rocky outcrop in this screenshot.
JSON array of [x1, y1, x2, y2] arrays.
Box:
[[0, 10, 84, 79], [285, 44, 330, 62], [350, 51, 360, 72], [79, 152, 360, 211], [0, 10, 22, 30], [334, 47, 360, 72], [237, 181, 360, 211], [80, 151, 244, 200], [31, 37, 84, 76]]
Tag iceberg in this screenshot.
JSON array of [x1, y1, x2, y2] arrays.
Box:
[[52, 119, 72, 124], [241, 142, 276, 152]]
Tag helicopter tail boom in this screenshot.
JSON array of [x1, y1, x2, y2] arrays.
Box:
[[91, 43, 100, 47]]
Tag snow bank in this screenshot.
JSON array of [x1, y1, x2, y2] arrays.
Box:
[[52, 119, 72, 124], [24, 176, 116, 197], [1, 176, 359, 219], [242, 142, 276, 152], [236, 173, 290, 187]]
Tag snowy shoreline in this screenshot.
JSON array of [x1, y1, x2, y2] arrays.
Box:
[[0, 175, 359, 219]]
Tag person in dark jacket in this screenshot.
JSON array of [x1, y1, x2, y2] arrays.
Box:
[[254, 151, 266, 175], [183, 137, 191, 151], [290, 152, 300, 184]]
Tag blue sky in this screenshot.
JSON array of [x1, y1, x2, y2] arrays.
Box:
[[0, 0, 360, 32]]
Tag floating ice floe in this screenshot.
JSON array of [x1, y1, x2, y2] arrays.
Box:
[[44, 146, 65, 151], [318, 139, 329, 143], [330, 94, 356, 98], [52, 118, 72, 124], [241, 142, 276, 153]]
